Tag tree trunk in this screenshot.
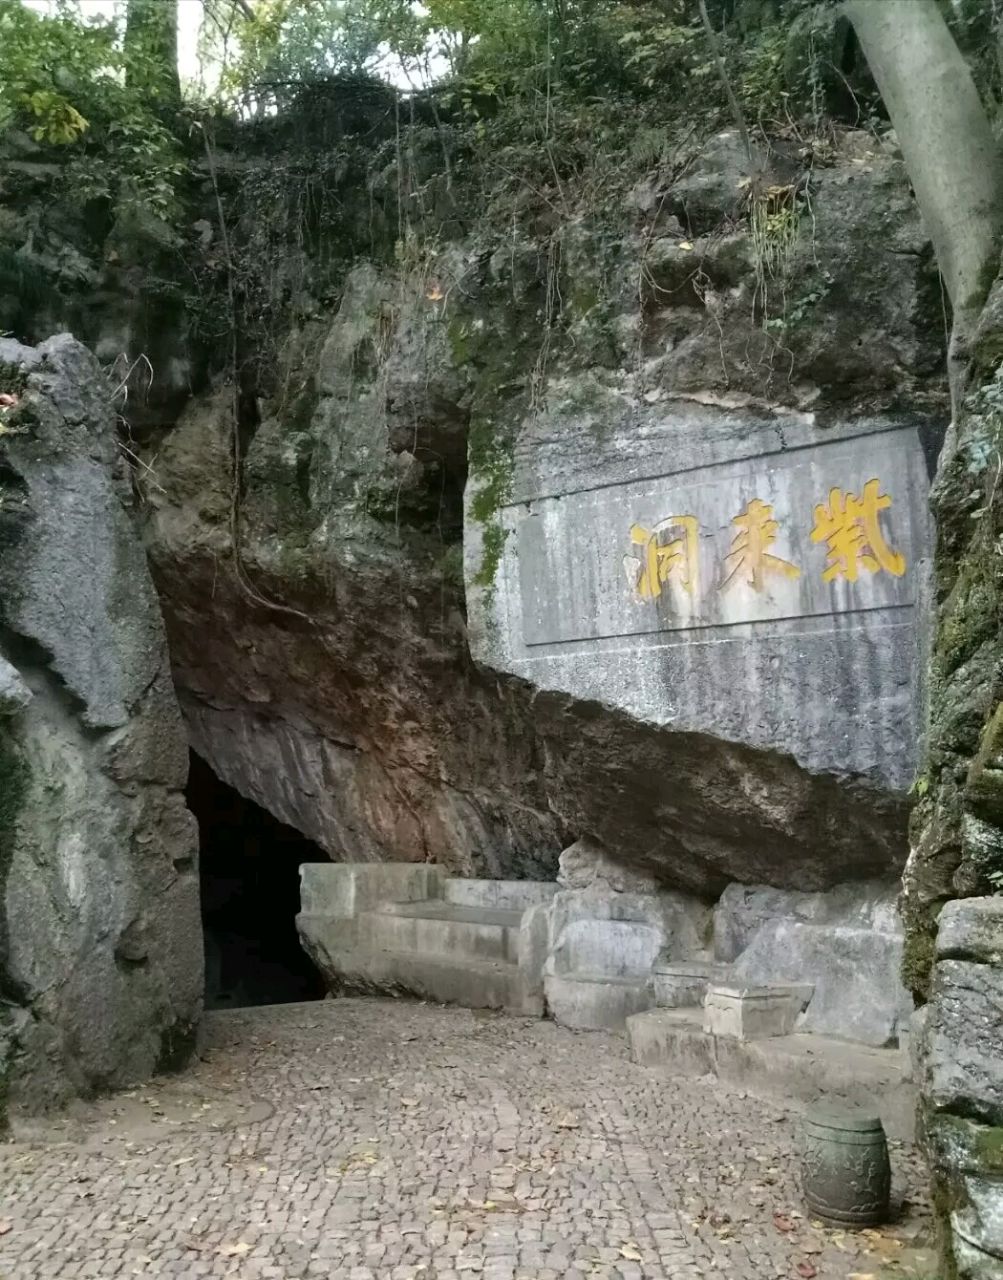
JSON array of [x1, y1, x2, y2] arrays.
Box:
[[844, 0, 1002, 423], [124, 0, 181, 105]]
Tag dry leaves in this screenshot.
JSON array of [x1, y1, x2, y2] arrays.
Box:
[[217, 1241, 251, 1257], [619, 1242, 643, 1261], [0, 1221, 12, 1236], [795, 1262, 817, 1278], [861, 1228, 905, 1263], [773, 1212, 796, 1233]]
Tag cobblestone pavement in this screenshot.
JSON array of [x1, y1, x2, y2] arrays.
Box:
[[0, 999, 930, 1280]]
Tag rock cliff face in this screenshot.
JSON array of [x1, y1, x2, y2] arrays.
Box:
[[0, 336, 202, 1119], [142, 129, 943, 897], [906, 237, 1003, 1280]]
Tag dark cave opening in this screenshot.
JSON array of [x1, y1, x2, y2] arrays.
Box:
[[186, 752, 329, 1009]]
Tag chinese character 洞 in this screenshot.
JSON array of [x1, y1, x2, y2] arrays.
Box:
[[721, 498, 801, 592], [810, 478, 906, 583], [624, 516, 699, 600]]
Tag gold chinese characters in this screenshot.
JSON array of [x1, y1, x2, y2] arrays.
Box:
[[810, 480, 906, 583], [624, 517, 699, 600], [722, 498, 801, 592], [624, 479, 905, 601]]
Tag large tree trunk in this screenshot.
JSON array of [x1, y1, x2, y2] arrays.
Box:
[[844, 0, 1002, 424], [124, 0, 181, 105]]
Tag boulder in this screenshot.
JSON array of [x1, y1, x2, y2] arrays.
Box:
[[0, 334, 201, 1118]]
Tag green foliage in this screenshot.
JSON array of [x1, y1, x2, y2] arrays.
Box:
[[217, 0, 406, 110], [0, 0, 184, 217]]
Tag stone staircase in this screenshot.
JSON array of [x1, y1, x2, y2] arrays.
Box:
[[297, 864, 554, 1015]]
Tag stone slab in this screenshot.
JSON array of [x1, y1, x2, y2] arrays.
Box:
[[471, 416, 933, 790], [730, 909, 909, 1047], [298, 862, 443, 919], [703, 983, 813, 1040], [548, 885, 709, 964], [359, 905, 522, 964], [296, 922, 541, 1016], [544, 973, 653, 1031], [443, 878, 558, 910], [627, 1008, 915, 1140], [652, 960, 733, 1008], [547, 917, 665, 980]]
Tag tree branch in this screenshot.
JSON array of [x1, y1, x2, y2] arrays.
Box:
[[696, 0, 754, 168]]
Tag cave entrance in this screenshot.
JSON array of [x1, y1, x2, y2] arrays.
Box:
[[186, 752, 329, 1009]]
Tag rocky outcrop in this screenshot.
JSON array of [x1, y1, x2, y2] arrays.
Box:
[[142, 131, 943, 898], [0, 335, 201, 1118], [904, 229, 1003, 1276], [922, 898, 1003, 1280]]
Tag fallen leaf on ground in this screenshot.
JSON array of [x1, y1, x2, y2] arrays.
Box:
[[795, 1262, 817, 1278], [619, 1243, 643, 1261], [218, 1241, 251, 1257], [773, 1212, 796, 1233], [0, 1221, 11, 1235]]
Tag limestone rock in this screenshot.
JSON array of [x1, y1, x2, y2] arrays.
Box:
[[720, 881, 909, 1046], [139, 144, 936, 897], [0, 334, 201, 1118], [926, 959, 1003, 1122], [937, 896, 1003, 966], [0, 657, 31, 716], [734, 917, 907, 1047]]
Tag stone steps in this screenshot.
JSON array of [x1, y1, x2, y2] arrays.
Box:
[[360, 902, 524, 965], [626, 1008, 915, 1140], [302, 941, 538, 1014]]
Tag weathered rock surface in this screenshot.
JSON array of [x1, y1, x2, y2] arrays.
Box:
[[141, 136, 941, 896], [719, 882, 909, 1047], [923, 898, 1003, 1280], [0, 335, 201, 1117]]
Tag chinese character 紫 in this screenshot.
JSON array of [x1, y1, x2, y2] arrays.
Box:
[[721, 498, 801, 592], [624, 516, 699, 600], [810, 478, 906, 583]]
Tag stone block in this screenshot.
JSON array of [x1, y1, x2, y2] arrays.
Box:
[[543, 973, 652, 1031], [443, 878, 558, 910], [731, 913, 908, 1047], [469, 402, 932, 810], [926, 958, 1003, 1121], [518, 902, 551, 1002], [358, 903, 523, 964], [651, 961, 732, 1008], [547, 918, 663, 980], [937, 896, 1003, 965], [714, 880, 901, 963], [298, 862, 443, 919], [298, 921, 530, 1013], [703, 984, 812, 1040], [548, 886, 708, 963]]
